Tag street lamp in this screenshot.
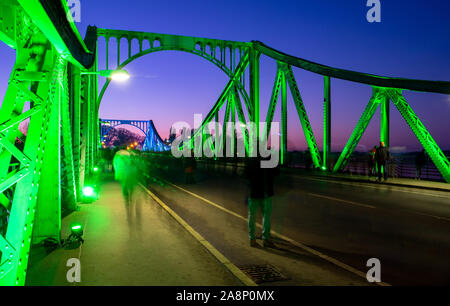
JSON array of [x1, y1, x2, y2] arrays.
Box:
[[80, 69, 130, 82]]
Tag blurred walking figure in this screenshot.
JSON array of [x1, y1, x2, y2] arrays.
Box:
[[113, 149, 141, 229], [375, 142, 390, 182], [415, 149, 427, 180], [368, 146, 377, 177], [244, 156, 279, 248]]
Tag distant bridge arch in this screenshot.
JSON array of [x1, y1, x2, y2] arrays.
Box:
[[100, 119, 170, 152]]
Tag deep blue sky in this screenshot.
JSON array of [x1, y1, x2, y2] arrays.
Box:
[[0, 0, 449, 152]]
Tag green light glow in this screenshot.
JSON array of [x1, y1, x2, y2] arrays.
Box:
[[93, 167, 99, 172], [71, 225, 81, 230], [82, 186, 95, 197]]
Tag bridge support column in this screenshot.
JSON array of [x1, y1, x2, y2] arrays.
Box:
[[33, 67, 62, 244], [281, 72, 288, 165], [323, 76, 331, 170], [380, 94, 390, 147], [249, 49, 261, 157], [71, 67, 82, 197]]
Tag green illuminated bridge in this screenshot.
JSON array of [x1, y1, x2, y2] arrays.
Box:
[[0, 1, 449, 286]]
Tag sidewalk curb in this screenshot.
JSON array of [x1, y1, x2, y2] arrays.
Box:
[[139, 184, 258, 287]]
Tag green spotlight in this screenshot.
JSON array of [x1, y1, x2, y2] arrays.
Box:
[[67, 223, 84, 245], [93, 167, 99, 172], [71, 224, 83, 235], [82, 186, 95, 197]]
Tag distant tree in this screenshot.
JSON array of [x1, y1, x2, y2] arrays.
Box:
[[103, 127, 145, 148]]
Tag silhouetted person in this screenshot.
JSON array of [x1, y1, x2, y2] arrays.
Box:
[[184, 153, 196, 184], [375, 142, 389, 182], [415, 149, 427, 180], [368, 146, 377, 177], [244, 156, 279, 248], [305, 149, 312, 171]]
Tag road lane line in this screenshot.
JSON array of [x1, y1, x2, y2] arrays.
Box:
[[292, 177, 450, 222], [295, 175, 450, 199], [164, 181, 390, 286], [139, 184, 257, 287], [304, 192, 376, 209]]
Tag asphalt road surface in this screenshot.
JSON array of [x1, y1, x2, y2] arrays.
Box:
[[147, 161, 450, 286]]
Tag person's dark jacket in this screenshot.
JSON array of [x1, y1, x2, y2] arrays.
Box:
[[375, 146, 389, 163], [416, 151, 426, 167], [244, 157, 280, 199]]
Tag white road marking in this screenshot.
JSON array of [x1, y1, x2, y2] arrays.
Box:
[[304, 192, 376, 209], [292, 176, 450, 221], [295, 175, 450, 199]]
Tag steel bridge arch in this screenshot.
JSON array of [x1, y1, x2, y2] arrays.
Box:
[[96, 43, 251, 111]]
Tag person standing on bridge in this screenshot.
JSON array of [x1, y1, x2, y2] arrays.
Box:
[[244, 156, 279, 248], [375, 142, 390, 182], [415, 149, 427, 180], [368, 146, 377, 177]]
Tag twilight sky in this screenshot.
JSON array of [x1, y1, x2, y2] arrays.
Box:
[[0, 0, 449, 152]]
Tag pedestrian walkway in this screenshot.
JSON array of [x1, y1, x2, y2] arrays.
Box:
[[25, 182, 242, 286]]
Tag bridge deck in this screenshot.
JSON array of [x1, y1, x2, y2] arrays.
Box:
[[25, 181, 242, 286]]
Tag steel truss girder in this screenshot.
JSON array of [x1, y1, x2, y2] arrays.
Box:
[[189, 52, 250, 148], [96, 31, 252, 117], [280, 64, 322, 168], [323, 76, 331, 169], [97, 28, 250, 73], [233, 87, 250, 156], [387, 89, 450, 182], [60, 67, 77, 211], [221, 95, 233, 156], [333, 88, 385, 172], [0, 47, 63, 285], [262, 64, 288, 164], [264, 66, 283, 139]]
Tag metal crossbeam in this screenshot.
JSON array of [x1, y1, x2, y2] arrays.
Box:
[[387, 89, 450, 182], [281, 64, 322, 168], [333, 88, 385, 172]]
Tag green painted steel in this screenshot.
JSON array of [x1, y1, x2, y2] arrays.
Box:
[[0, 1, 96, 285], [380, 95, 390, 147], [264, 68, 283, 140], [280, 72, 287, 166], [387, 90, 450, 183], [281, 64, 322, 168], [333, 88, 385, 172], [323, 76, 331, 170], [0, 0, 449, 287]]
